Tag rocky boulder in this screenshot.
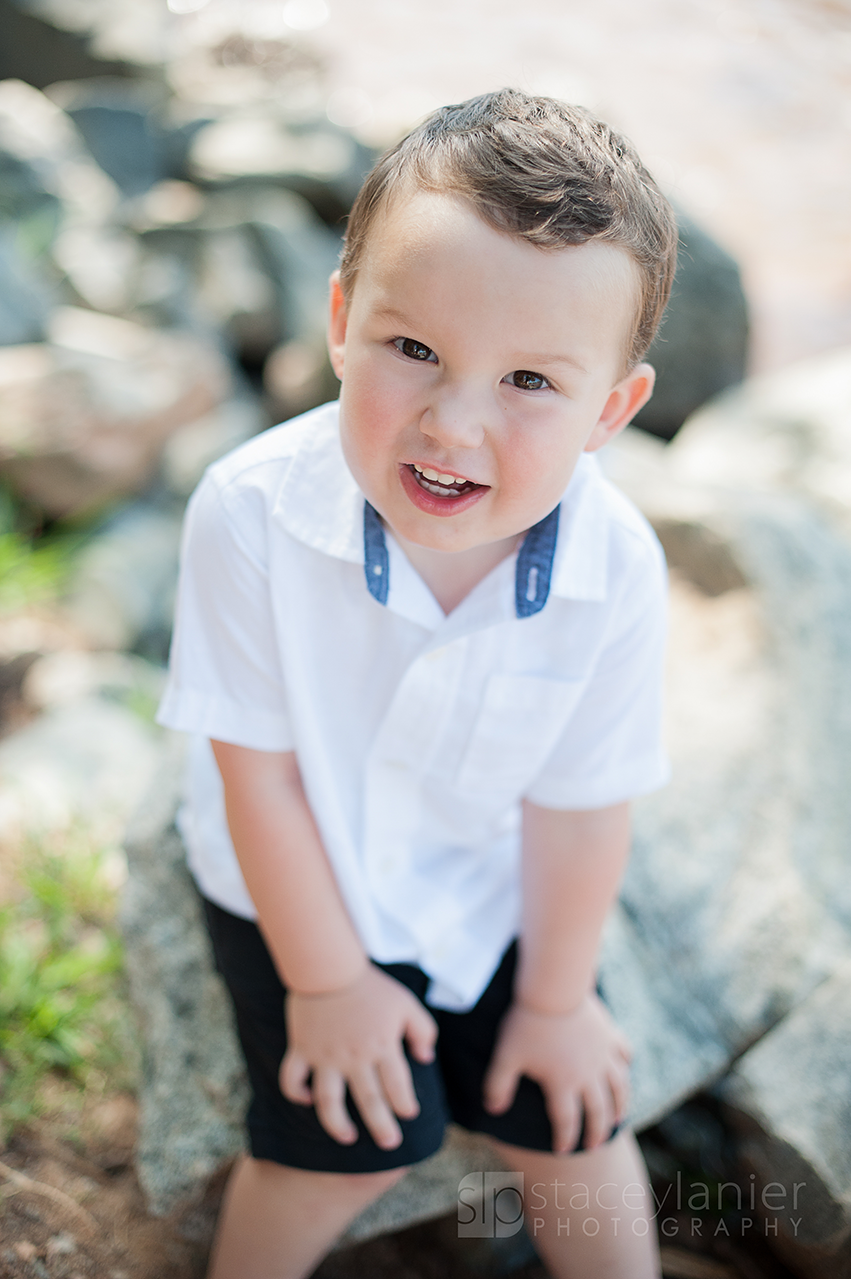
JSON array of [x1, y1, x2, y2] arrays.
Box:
[[634, 210, 749, 441], [650, 348, 851, 1275], [0, 307, 231, 517], [120, 737, 251, 1217], [135, 184, 342, 408], [0, 653, 163, 844]]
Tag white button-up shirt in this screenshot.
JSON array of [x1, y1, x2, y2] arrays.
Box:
[[158, 401, 669, 1010]]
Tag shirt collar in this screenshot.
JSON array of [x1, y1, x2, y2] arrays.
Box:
[[365, 452, 609, 615], [365, 500, 562, 618], [272, 403, 364, 563], [272, 403, 609, 611], [547, 452, 609, 604]]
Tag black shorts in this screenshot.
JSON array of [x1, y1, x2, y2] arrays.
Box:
[[203, 898, 616, 1174]]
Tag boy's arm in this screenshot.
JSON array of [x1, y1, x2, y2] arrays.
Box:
[[211, 741, 436, 1149], [483, 799, 632, 1152], [212, 741, 366, 991], [515, 800, 631, 1014]]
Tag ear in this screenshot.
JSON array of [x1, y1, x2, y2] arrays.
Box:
[[583, 362, 656, 453], [327, 270, 348, 381]]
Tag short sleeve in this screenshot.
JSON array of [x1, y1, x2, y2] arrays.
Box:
[[157, 469, 294, 751], [524, 535, 670, 809]]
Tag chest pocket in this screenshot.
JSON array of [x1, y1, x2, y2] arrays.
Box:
[[457, 673, 587, 795]]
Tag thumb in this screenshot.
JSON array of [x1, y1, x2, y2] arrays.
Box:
[[404, 1000, 438, 1064], [279, 1049, 313, 1105], [483, 1050, 519, 1116]]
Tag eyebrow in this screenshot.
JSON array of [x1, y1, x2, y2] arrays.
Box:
[[372, 305, 416, 328], [519, 353, 588, 375]]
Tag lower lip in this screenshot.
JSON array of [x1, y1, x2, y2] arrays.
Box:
[[399, 465, 489, 517]]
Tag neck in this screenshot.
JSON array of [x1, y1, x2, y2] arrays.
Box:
[[392, 530, 524, 615]]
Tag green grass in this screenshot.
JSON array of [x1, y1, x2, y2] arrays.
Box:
[[0, 531, 75, 613], [0, 482, 86, 613], [0, 834, 137, 1133]]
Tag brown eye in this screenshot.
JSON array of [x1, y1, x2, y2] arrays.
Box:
[[395, 337, 435, 361], [509, 370, 548, 391]]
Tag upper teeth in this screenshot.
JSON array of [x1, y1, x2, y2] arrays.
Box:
[[414, 464, 468, 485]]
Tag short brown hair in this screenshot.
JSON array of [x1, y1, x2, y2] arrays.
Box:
[[339, 89, 678, 370]]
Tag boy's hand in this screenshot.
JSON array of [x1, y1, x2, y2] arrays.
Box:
[[280, 964, 437, 1150], [483, 992, 631, 1154]]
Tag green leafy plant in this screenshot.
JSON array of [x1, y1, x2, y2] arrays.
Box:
[[0, 837, 136, 1129]]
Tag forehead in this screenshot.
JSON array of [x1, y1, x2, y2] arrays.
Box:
[[354, 189, 639, 367]]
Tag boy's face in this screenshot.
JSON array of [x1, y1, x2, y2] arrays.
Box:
[[328, 190, 654, 557]]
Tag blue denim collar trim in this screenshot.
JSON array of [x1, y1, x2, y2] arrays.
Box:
[[363, 501, 390, 605], [515, 504, 560, 618], [363, 500, 560, 617]]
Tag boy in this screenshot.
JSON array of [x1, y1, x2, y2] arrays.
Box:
[[158, 89, 677, 1279]]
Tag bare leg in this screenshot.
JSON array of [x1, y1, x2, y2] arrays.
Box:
[[207, 1154, 407, 1279], [490, 1129, 661, 1279]]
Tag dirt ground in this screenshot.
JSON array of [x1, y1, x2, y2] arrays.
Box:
[[0, 1091, 210, 1279], [0, 1095, 799, 1279]]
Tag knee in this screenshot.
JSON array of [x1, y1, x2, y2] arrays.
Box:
[[338, 1164, 410, 1196]]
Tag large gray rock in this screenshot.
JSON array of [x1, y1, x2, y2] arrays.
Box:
[[0, 79, 67, 345], [605, 346, 851, 1273], [63, 502, 184, 657], [0, 690, 161, 843], [599, 481, 851, 1127], [0, 220, 57, 348], [719, 964, 851, 1277], [0, 0, 131, 88], [0, 79, 123, 325], [188, 112, 373, 227], [121, 737, 250, 1217], [657, 346, 851, 517], [0, 307, 231, 518], [633, 211, 749, 441], [136, 185, 341, 390], [48, 78, 203, 199]]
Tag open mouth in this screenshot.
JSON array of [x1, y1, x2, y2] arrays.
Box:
[[408, 463, 483, 499]]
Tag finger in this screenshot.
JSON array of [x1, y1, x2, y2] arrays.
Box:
[[404, 1000, 438, 1064], [549, 1093, 582, 1155], [577, 1082, 611, 1151], [312, 1067, 359, 1145], [609, 1059, 631, 1126], [616, 1028, 632, 1064], [483, 1054, 520, 1116], [279, 1050, 313, 1105], [376, 1050, 420, 1121], [348, 1066, 403, 1150]]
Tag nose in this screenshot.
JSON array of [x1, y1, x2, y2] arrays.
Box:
[[419, 382, 488, 451]]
